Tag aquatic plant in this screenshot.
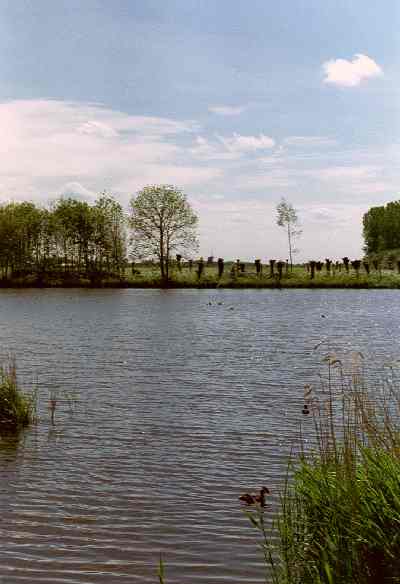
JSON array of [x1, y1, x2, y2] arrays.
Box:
[[157, 555, 165, 584], [246, 355, 400, 584], [0, 358, 36, 431]]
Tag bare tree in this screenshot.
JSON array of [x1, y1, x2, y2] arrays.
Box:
[[276, 198, 302, 270]]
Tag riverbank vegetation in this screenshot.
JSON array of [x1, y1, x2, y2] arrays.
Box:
[[124, 260, 400, 289], [249, 356, 400, 583], [0, 194, 126, 285], [2, 191, 400, 288], [3, 257, 400, 289], [0, 358, 36, 431]]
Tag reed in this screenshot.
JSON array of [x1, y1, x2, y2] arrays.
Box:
[[248, 355, 400, 584], [0, 357, 37, 430]]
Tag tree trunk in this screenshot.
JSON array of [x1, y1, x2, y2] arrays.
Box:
[[287, 223, 293, 271]]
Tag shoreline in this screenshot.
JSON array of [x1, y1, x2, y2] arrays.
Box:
[[1, 279, 400, 290]]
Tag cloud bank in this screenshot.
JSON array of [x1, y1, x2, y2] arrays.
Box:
[[0, 98, 396, 260]]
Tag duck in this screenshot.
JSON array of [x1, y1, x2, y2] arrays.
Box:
[[239, 486, 270, 507], [238, 493, 255, 505], [255, 486, 270, 506]]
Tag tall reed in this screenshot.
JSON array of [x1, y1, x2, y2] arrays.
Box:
[[0, 357, 37, 430], [248, 354, 400, 584]]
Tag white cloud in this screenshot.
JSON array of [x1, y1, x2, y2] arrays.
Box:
[[0, 99, 212, 203], [59, 182, 96, 201], [308, 165, 379, 181], [219, 132, 275, 153], [236, 172, 293, 190], [190, 136, 241, 160], [284, 136, 338, 148], [78, 120, 118, 139], [190, 133, 276, 160], [208, 105, 246, 116], [322, 54, 383, 87]]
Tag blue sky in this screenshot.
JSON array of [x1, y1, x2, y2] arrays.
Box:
[[0, 0, 398, 259]]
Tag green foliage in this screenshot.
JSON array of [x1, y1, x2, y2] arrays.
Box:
[[276, 448, 400, 584], [0, 359, 36, 430], [129, 184, 198, 281], [0, 193, 127, 283], [363, 200, 400, 255], [247, 358, 400, 584]]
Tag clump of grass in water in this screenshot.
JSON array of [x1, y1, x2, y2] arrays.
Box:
[[0, 357, 37, 430], [247, 353, 400, 584]]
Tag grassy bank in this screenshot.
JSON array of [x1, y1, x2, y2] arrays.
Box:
[[250, 356, 400, 584], [0, 359, 36, 431], [125, 264, 400, 289], [2, 263, 400, 289]]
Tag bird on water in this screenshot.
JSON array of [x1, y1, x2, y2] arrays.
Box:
[[239, 486, 270, 507]]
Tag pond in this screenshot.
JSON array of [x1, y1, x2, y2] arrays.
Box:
[[0, 288, 399, 584]]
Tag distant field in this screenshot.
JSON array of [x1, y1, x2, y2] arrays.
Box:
[[124, 262, 400, 289]]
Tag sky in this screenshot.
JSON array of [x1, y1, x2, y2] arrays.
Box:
[[0, 0, 399, 260]]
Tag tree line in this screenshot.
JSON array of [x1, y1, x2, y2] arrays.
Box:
[[0, 184, 198, 284], [0, 193, 126, 282], [2, 185, 395, 284]]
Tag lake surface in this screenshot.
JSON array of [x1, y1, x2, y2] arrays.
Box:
[[0, 288, 399, 584]]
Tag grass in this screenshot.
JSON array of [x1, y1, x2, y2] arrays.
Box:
[[125, 263, 400, 289], [0, 358, 37, 431], [3, 261, 400, 288], [248, 354, 400, 584]]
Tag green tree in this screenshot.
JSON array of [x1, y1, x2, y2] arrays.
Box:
[[129, 184, 198, 282], [363, 200, 400, 255], [92, 193, 126, 276], [276, 198, 301, 270]]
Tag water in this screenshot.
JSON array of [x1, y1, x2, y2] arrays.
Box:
[[0, 288, 399, 584]]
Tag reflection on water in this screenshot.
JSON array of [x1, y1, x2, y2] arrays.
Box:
[[0, 288, 399, 583], [0, 430, 22, 459]]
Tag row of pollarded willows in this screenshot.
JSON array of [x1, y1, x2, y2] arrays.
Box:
[[246, 354, 400, 583], [0, 358, 36, 431], [129, 255, 400, 285], [305, 257, 395, 279]]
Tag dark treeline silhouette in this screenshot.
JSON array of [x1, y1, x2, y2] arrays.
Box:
[[0, 194, 126, 283], [363, 200, 400, 254]]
